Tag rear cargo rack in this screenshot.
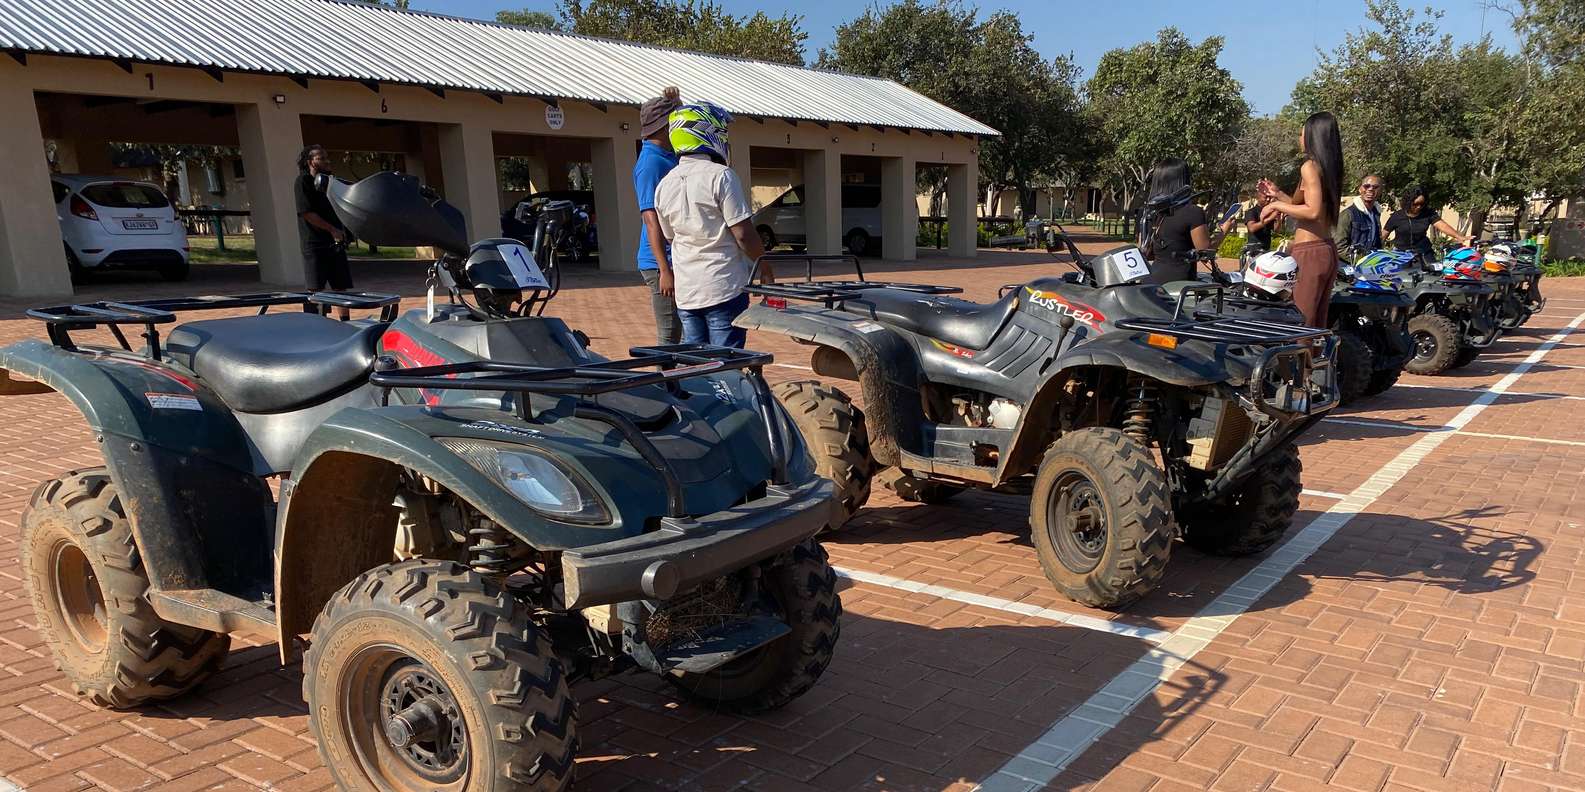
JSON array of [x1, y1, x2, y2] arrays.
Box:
[[369, 344, 787, 517], [1115, 315, 1325, 345], [28, 291, 401, 360], [750, 253, 962, 308]]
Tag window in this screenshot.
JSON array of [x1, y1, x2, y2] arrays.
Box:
[[842, 185, 882, 208], [776, 188, 803, 207], [81, 183, 171, 209], [232, 158, 245, 179]]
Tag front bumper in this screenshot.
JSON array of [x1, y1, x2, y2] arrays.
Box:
[[560, 477, 834, 608]]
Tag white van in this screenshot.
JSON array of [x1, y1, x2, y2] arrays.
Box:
[[752, 184, 899, 257]]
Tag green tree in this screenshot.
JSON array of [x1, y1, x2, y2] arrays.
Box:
[[551, 0, 807, 65], [1510, 0, 1585, 223], [495, 9, 561, 29], [1084, 28, 1248, 210], [820, 1, 1086, 221]]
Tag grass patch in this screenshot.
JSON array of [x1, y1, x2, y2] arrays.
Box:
[[187, 235, 418, 264]]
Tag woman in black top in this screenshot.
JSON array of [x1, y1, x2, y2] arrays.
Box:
[[1385, 184, 1469, 263], [1141, 159, 1210, 284]]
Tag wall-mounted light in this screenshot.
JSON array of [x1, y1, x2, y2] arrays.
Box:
[[273, 94, 286, 105], [831, 136, 840, 144], [620, 122, 630, 131]]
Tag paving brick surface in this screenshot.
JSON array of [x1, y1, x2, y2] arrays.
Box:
[[0, 243, 1581, 790]]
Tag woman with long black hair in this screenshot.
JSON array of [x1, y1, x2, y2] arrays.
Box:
[[1140, 158, 1211, 284], [1385, 184, 1471, 263], [1258, 111, 1345, 327]]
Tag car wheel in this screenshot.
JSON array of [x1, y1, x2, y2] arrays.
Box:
[[64, 246, 86, 284], [845, 229, 872, 257], [158, 259, 190, 282], [757, 226, 777, 252]]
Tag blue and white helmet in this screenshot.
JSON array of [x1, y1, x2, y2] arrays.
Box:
[[668, 100, 733, 163]]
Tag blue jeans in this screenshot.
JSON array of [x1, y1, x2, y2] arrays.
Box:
[[678, 293, 750, 348]]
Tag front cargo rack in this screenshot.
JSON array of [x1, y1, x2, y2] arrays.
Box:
[[369, 344, 786, 518], [27, 291, 401, 360], [750, 252, 963, 308]]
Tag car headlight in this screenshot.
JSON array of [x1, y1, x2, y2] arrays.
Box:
[[438, 438, 611, 524]]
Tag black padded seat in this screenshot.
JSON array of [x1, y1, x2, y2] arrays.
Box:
[[166, 313, 387, 413], [843, 288, 1018, 350]]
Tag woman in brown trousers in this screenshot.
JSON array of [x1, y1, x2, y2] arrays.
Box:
[[1257, 111, 1345, 327]]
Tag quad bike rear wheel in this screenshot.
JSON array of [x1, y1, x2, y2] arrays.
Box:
[[1364, 366, 1401, 397], [1333, 329, 1375, 405], [22, 468, 230, 708], [1405, 313, 1461, 375], [666, 539, 841, 714], [305, 560, 577, 792], [1179, 445, 1302, 557], [773, 380, 873, 527], [879, 468, 965, 504], [1030, 428, 1172, 609]]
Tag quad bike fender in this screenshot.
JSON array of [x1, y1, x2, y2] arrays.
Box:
[[0, 340, 273, 596], [737, 303, 925, 465], [275, 405, 652, 645]]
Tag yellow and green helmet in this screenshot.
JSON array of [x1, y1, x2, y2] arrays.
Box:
[[668, 100, 733, 163]]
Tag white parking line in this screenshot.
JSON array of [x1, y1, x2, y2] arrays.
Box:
[[1394, 382, 1585, 402], [1301, 489, 1348, 500], [835, 566, 1174, 645], [770, 362, 813, 371], [975, 312, 1585, 791]]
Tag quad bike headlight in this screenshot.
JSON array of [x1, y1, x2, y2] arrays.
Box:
[[438, 438, 611, 524]]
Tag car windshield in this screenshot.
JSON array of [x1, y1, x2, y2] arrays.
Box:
[[81, 183, 170, 209]]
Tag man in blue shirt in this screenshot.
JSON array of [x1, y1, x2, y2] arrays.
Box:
[[635, 87, 682, 343]]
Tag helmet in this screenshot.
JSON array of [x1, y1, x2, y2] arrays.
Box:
[[1482, 244, 1515, 271], [1441, 246, 1485, 281], [1244, 250, 1299, 299], [669, 100, 733, 163], [1348, 249, 1412, 290]]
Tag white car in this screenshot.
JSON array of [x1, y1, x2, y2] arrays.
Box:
[[752, 184, 895, 257], [54, 175, 190, 282]]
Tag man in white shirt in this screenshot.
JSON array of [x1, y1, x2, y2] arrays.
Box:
[[653, 100, 771, 348]]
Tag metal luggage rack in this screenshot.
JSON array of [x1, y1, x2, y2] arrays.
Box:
[[369, 344, 786, 518], [752, 252, 963, 308], [1116, 284, 1326, 345], [28, 291, 403, 360]]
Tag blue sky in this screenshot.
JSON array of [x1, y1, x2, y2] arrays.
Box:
[[408, 0, 1519, 116]]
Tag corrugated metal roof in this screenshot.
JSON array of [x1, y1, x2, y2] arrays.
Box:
[[0, 0, 999, 136]]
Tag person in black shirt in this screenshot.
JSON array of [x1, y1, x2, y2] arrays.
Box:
[[1384, 184, 1469, 264], [1141, 158, 1209, 284], [294, 144, 353, 291], [1244, 193, 1276, 250]]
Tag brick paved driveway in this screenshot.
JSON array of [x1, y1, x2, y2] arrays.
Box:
[[0, 243, 1582, 791]]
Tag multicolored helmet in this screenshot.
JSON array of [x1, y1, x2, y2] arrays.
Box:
[[1244, 250, 1299, 299], [1344, 249, 1412, 291], [668, 100, 733, 163], [1481, 244, 1515, 271], [1440, 246, 1485, 281]]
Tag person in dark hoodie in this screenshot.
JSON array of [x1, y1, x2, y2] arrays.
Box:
[[1334, 174, 1387, 255]]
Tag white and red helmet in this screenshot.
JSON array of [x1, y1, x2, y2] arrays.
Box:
[[1244, 250, 1299, 299]]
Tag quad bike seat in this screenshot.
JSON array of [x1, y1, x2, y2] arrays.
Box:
[[166, 313, 387, 413], [842, 288, 1018, 350]]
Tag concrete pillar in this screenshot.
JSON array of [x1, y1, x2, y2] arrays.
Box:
[[437, 123, 500, 241], [235, 102, 305, 286], [0, 80, 72, 297], [731, 144, 754, 211], [400, 151, 426, 183], [948, 160, 978, 259], [880, 156, 918, 262], [416, 125, 446, 195], [590, 135, 639, 273], [802, 149, 842, 255]]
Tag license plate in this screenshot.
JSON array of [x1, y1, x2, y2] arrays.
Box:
[[122, 219, 158, 230]]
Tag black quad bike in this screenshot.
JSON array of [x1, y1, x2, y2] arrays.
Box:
[[3, 173, 840, 792], [1401, 252, 1500, 375], [737, 237, 1338, 609]]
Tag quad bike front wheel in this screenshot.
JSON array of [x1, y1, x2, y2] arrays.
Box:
[[1333, 329, 1375, 405], [666, 539, 841, 714], [1030, 428, 1172, 609], [1364, 366, 1402, 397], [1449, 344, 1481, 370], [773, 380, 873, 527], [305, 560, 577, 792], [22, 469, 231, 709], [1405, 313, 1462, 375], [1179, 445, 1303, 557]]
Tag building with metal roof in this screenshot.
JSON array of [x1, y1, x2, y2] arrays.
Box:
[[0, 0, 987, 296]]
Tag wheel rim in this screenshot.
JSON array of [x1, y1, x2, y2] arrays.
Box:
[[50, 541, 107, 653], [1047, 470, 1108, 573], [343, 646, 469, 791], [1411, 329, 1438, 363]]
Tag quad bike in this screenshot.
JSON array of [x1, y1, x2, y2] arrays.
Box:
[[737, 231, 1338, 610], [3, 172, 840, 792], [1480, 242, 1542, 329], [1400, 246, 1500, 375]]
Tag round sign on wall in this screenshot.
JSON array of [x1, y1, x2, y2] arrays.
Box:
[[545, 104, 565, 130]]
